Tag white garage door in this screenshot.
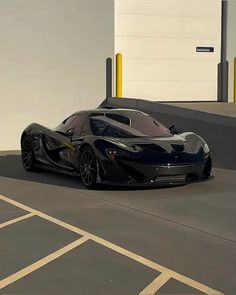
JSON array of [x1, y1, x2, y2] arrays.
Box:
[[115, 0, 222, 101]]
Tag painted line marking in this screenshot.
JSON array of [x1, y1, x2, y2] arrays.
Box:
[[0, 236, 89, 289], [0, 213, 34, 229], [139, 273, 171, 295], [92, 236, 223, 295], [0, 194, 223, 295]]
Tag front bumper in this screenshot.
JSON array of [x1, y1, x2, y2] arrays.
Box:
[[99, 158, 210, 186], [98, 176, 213, 187]]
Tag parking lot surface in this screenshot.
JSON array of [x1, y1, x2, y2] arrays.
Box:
[[0, 152, 235, 294]]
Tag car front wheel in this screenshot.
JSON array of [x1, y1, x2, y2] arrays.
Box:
[[79, 146, 98, 189], [201, 156, 212, 179]]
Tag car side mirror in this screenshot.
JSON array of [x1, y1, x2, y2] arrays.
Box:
[[66, 129, 74, 137], [169, 125, 182, 135]]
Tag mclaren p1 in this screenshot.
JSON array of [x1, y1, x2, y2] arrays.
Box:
[[21, 108, 212, 189]]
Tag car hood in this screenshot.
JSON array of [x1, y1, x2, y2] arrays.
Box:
[[98, 134, 205, 165], [107, 134, 197, 152]]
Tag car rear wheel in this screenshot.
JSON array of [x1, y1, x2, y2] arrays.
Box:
[[79, 146, 98, 189], [21, 135, 37, 171]]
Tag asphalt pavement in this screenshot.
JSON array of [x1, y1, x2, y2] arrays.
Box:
[[0, 151, 235, 294]]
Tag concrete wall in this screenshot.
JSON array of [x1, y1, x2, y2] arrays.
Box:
[[227, 0, 236, 102], [115, 0, 221, 101], [0, 0, 114, 150], [101, 97, 236, 170]]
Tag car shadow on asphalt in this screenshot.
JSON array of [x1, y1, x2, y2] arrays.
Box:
[[0, 154, 183, 192]]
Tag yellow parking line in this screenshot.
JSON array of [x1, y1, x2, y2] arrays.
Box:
[[0, 194, 224, 295], [138, 273, 171, 295], [0, 213, 34, 229], [0, 236, 89, 289], [0, 194, 90, 236], [91, 236, 223, 295]]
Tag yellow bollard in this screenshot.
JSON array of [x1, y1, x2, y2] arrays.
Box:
[[116, 53, 122, 98], [234, 57, 236, 102]]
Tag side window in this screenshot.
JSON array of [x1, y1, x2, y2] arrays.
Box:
[[68, 115, 86, 136], [63, 115, 77, 127], [80, 120, 88, 136]]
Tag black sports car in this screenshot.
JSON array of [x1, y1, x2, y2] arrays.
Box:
[[21, 108, 212, 189]]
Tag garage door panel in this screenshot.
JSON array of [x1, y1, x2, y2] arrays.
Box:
[[116, 37, 220, 60], [115, 0, 221, 101], [123, 59, 217, 82], [116, 0, 221, 18], [123, 81, 217, 101], [116, 14, 220, 39]]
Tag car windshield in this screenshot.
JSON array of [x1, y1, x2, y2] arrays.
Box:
[[90, 111, 171, 138]]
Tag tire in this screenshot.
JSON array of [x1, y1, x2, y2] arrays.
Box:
[[201, 155, 212, 179], [79, 146, 98, 189], [21, 135, 37, 171]]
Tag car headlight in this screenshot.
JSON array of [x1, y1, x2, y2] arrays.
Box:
[[105, 148, 126, 161], [203, 143, 210, 154]]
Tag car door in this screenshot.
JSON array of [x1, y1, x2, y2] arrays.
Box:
[[59, 114, 87, 167]]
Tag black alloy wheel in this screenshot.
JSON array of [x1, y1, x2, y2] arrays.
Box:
[[21, 135, 36, 171], [79, 146, 98, 189]]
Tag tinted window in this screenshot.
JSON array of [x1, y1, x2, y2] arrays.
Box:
[[90, 118, 132, 138], [105, 113, 130, 126], [63, 115, 77, 126], [90, 113, 104, 117], [129, 112, 170, 137], [67, 115, 86, 136], [90, 111, 170, 138]]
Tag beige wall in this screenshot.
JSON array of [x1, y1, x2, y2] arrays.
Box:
[[0, 0, 114, 150], [227, 0, 236, 102], [115, 0, 221, 101]]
